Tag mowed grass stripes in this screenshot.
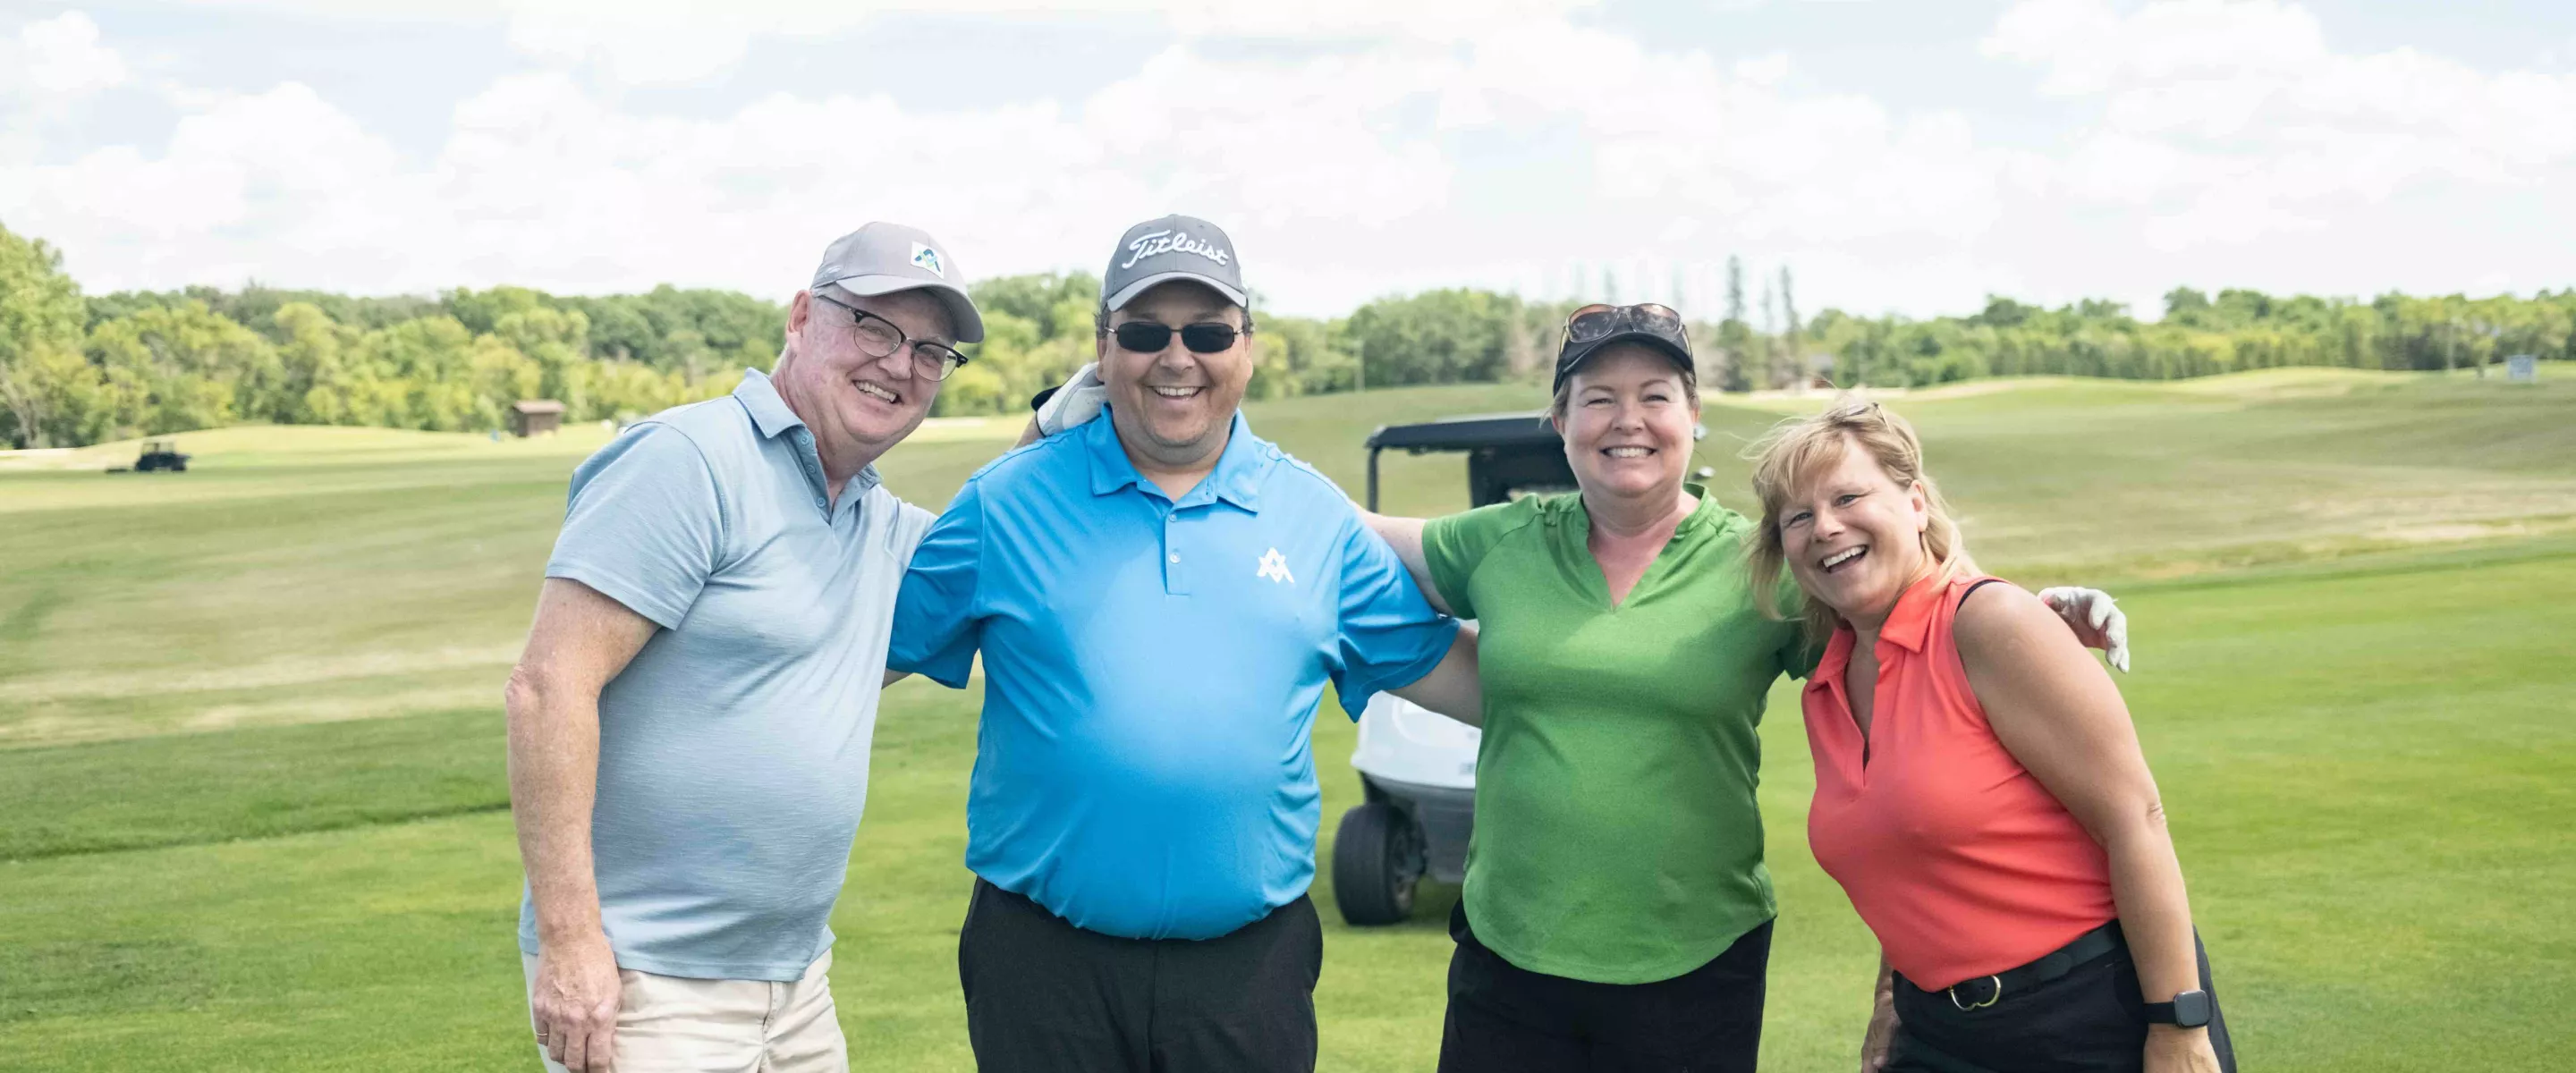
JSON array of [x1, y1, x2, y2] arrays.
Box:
[[3, 370, 2572, 1070]]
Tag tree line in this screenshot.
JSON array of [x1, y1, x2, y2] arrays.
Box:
[[3, 221, 2567, 450]]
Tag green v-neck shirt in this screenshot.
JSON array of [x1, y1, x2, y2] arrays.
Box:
[[1423, 486, 1817, 984]]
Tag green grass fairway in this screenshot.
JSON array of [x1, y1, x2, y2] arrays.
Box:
[[4, 372, 2573, 1070]]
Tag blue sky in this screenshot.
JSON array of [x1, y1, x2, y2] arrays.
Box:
[[5, 0, 2574, 320]]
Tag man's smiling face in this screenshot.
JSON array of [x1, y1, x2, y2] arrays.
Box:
[[1097, 281, 1252, 469], [774, 286, 952, 459]]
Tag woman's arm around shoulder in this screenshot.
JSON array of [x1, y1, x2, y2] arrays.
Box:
[[1950, 583, 2157, 833], [1357, 510, 1451, 616]]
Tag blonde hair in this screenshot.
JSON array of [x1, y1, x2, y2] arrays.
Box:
[[1745, 396, 1976, 640]]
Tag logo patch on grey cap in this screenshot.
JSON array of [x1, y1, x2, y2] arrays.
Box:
[[809, 221, 985, 342]]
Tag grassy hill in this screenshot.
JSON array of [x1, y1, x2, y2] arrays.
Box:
[[3, 371, 2572, 1069]]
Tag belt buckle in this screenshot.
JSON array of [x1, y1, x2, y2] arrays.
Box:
[[1947, 974, 2004, 1012]]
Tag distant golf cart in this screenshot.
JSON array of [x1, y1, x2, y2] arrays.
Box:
[[1332, 413, 1575, 925], [111, 440, 192, 473]]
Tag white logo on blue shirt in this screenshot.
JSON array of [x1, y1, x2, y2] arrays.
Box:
[[1257, 547, 1293, 584]]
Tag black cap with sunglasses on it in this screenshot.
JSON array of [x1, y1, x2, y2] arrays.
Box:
[[1552, 303, 1694, 394]]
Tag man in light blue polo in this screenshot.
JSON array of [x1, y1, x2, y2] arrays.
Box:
[[505, 222, 981, 1073], [886, 215, 1481, 1073]]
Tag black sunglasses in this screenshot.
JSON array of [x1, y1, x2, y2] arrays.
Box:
[[1110, 320, 1250, 355], [1562, 303, 1686, 350]]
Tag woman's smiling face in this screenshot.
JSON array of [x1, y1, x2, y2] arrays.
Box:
[[1777, 435, 1933, 624], [1555, 344, 1698, 502]]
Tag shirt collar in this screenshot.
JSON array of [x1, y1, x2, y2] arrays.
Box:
[[1802, 570, 1946, 698], [1085, 408, 1273, 511], [733, 368, 803, 440], [1876, 570, 1949, 655], [1678, 484, 1723, 533], [1562, 483, 1726, 534], [1806, 627, 1857, 697], [733, 367, 883, 506]]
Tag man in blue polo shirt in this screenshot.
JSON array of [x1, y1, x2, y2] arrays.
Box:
[[886, 215, 1480, 1072]]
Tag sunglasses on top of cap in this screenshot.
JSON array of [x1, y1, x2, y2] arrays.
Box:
[[812, 291, 970, 382], [1110, 320, 1252, 355], [1561, 303, 1687, 350]]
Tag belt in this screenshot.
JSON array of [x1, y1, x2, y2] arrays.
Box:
[[1936, 921, 2123, 1012]]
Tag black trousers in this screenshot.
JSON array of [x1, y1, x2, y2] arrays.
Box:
[[1439, 902, 1772, 1073], [1888, 927, 2236, 1073], [956, 878, 1324, 1073]]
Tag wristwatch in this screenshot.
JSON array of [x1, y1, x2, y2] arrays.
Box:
[[2144, 989, 2213, 1028]]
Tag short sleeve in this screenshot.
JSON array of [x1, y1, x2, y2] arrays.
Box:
[[1331, 518, 1462, 719], [887, 499, 937, 567], [887, 480, 987, 688], [544, 424, 724, 629], [1419, 500, 1530, 621]]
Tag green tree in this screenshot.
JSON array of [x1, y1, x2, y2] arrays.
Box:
[[1343, 289, 1523, 388], [83, 301, 279, 437], [1716, 256, 1753, 393], [0, 222, 92, 447]]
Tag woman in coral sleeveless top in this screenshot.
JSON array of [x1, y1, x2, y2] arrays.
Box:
[[1747, 400, 2233, 1073]]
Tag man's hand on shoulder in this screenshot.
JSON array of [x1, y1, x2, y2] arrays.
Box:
[[1034, 363, 1107, 437], [2036, 586, 2131, 672]]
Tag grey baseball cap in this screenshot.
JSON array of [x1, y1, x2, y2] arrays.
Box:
[[1100, 215, 1248, 312], [810, 222, 985, 343]]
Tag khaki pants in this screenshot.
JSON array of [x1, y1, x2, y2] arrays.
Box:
[[521, 950, 846, 1073]]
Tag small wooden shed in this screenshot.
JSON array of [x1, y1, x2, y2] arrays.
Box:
[[509, 400, 566, 437]]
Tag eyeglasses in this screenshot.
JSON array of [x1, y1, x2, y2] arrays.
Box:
[[1109, 320, 1250, 355], [1562, 303, 1687, 351], [812, 292, 970, 382]]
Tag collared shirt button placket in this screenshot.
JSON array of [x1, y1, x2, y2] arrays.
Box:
[[1161, 506, 1191, 595]]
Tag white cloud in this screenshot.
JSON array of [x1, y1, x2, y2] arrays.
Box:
[[1987, 0, 2327, 97], [0, 30, 1467, 304], [13, 11, 129, 97], [1987, 0, 2576, 251], [496, 0, 1600, 87], [7, 1, 2575, 319], [0, 6, 2015, 316], [1428, 27, 2012, 253]]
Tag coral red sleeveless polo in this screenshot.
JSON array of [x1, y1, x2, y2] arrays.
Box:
[[1801, 574, 2117, 991]]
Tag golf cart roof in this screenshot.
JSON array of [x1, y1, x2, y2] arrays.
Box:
[[1365, 412, 1556, 453]]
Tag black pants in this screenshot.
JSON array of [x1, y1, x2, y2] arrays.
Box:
[[956, 878, 1324, 1073], [1889, 928, 2236, 1073], [1439, 902, 1772, 1073]]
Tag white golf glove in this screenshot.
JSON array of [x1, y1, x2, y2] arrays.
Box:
[[1035, 362, 1109, 436], [2037, 587, 2130, 672]]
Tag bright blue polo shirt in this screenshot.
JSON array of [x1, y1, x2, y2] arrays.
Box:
[[888, 408, 1460, 941]]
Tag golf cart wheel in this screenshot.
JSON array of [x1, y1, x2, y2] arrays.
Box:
[[1331, 801, 1423, 926]]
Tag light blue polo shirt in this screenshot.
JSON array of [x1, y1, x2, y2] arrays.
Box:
[[887, 408, 1460, 941], [521, 369, 933, 981]]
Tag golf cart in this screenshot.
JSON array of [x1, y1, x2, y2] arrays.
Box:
[[1331, 413, 1575, 925], [120, 440, 191, 473]]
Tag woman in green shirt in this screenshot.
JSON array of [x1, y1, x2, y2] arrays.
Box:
[[1363, 304, 2124, 1072]]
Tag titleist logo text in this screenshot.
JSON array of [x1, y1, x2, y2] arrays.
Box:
[[1120, 230, 1231, 271]]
